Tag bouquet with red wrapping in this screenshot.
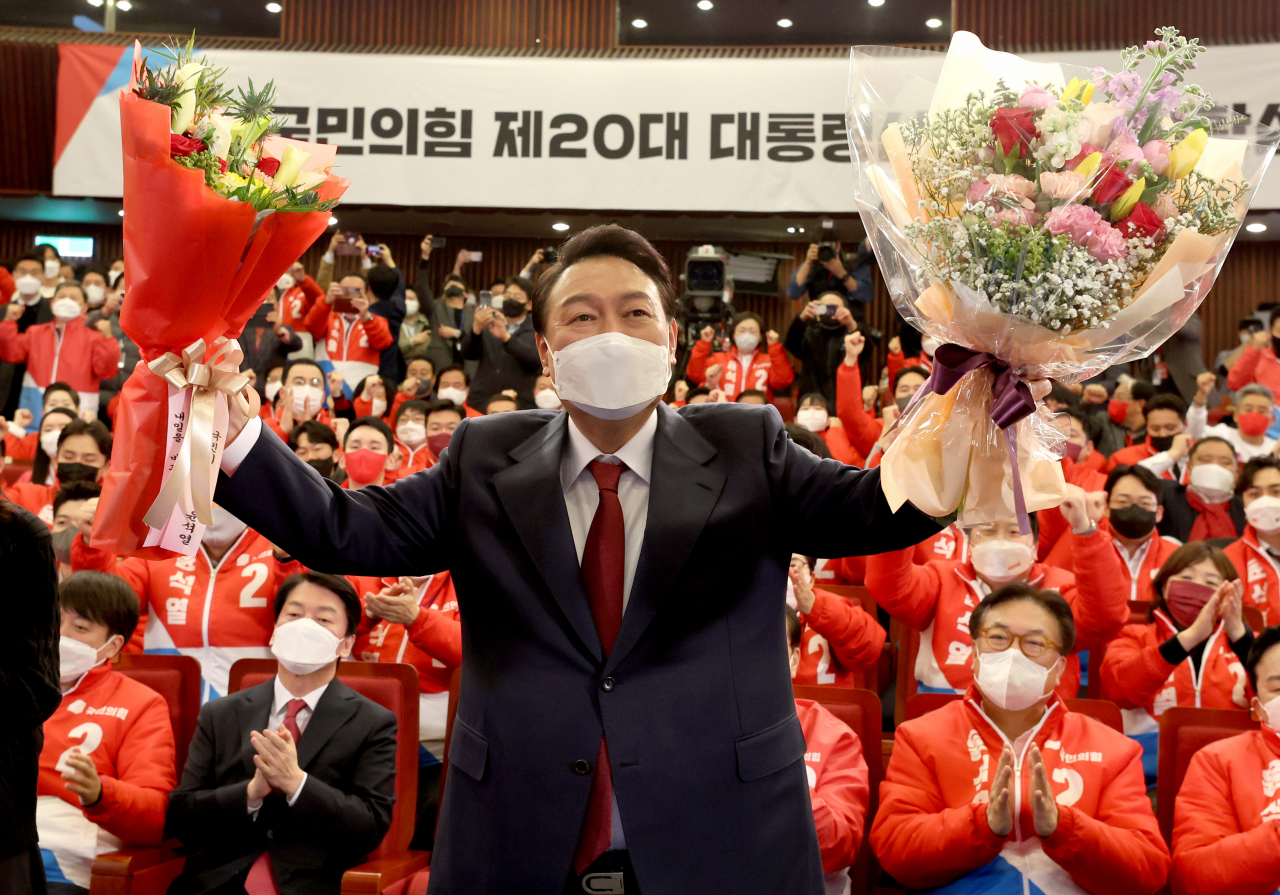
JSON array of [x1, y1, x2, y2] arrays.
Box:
[[94, 40, 349, 558]]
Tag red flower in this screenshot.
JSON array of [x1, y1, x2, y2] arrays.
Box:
[[1116, 202, 1166, 242], [169, 133, 206, 159], [1092, 164, 1134, 205], [256, 155, 281, 178], [989, 107, 1040, 159]]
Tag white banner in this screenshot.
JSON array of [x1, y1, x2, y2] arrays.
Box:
[[53, 42, 1280, 210]]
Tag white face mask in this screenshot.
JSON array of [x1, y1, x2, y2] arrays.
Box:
[[40, 428, 62, 458], [551, 332, 671, 420], [14, 275, 40, 296], [795, 407, 829, 433], [59, 635, 109, 684], [974, 647, 1058, 711], [51, 297, 82, 321], [44, 259, 61, 280], [292, 385, 325, 418], [734, 331, 760, 353], [970, 539, 1034, 585], [371, 397, 387, 418], [1247, 495, 1280, 535], [107, 269, 123, 287], [535, 388, 562, 410], [1188, 462, 1236, 504], [202, 505, 248, 551], [277, 273, 296, 292], [264, 380, 282, 402], [1259, 693, 1280, 731], [272, 617, 343, 675], [404, 299, 420, 317], [397, 421, 427, 447], [437, 386, 468, 407], [85, 284, 106, 307], [921, 336, 940, 357]]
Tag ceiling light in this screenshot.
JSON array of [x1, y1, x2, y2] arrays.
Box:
[[265, 1, 282, 11], [787, 227, 796, 233], [552, 222, 570, 231], [925, 17, 943, 27], [697, 0, 713, 8], [328, 215, 338, 225], [868, 0, 884, 5], [117, 209, 125, 216], [798, 227, 805, 233], [1247, 222, 1268, 233], [86, 0, 104, 6], [777, 18, 793, 27], [631, 18, 648, 28], [116, 0, 131, 9]]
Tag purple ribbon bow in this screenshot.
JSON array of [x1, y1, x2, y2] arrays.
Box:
[[896, 343, 1039, 534]]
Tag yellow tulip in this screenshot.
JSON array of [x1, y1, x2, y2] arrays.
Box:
[[1110, 176, 1147, 221], [1166, 128, 1209, 180], [1080, 82, 1095, 105], [1073, 151, 1102, 179], [273, 145, 311, 189], [1061, 77, 1084, 103]]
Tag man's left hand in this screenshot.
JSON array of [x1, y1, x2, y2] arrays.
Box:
[[366, 577, 422, 625], [251, 727, 306, 800], [489, 313, 510, 342], [1028, 744, 1059, 837], [822, 257, 848, 279], [62, 749, 103, 806]]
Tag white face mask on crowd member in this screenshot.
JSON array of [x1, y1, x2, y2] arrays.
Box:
[[59, 636, 114, 684], [1246, 495, 1280, 535], [405, 298, 420, 317], [734, 330, 760, 354], [437, 386, 468, 407], [271, 617, 342, 675], [535, 388, 563, 410], [51, 297, 83, 321], [14, 274, 41, 297], [1188, 461, 1236, 504], [85, 284, 106, 307], [292, 385, 325, 418], [44, 259, 61, 280], [202, 505, 249, 551], [971, 599, 1065, 712], [277, 273, 296, 292], [397, 420, 427, 447], [265, 380, 282, 402], [794, 407, 829, 433]]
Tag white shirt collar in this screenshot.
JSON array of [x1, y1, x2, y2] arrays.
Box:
[[273, 675, 329, 714], [561, 409, 658, 492]]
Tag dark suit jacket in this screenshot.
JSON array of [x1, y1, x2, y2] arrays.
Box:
[[1158, 481, 1246, 543], [215, 402, 939, 895], [460, 317, 540, 411], [165, 677, 398, 895]]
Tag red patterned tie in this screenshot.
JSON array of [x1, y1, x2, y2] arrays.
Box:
[[572, 459, 626, 874], [245, 699, 309, 894], [283, 698, 307, 743]]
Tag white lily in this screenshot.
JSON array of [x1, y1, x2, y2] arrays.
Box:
[[170, 62, 205, 135], [292, 170, 328, 193], [206, 111, 234, 162]]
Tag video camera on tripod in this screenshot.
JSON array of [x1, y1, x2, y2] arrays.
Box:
[[675, 245, 735, 380]]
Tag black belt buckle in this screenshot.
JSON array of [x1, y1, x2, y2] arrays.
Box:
[[581, 871, 625, 893]]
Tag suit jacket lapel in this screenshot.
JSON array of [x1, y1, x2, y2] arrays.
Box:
[[492, 414, 604, 664], [237, 681, 275, 777], [606, 404, 725, 674], [295, 679, 360, 769]]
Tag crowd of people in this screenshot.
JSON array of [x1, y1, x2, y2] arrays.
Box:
[[6, 230, 1280, 895]]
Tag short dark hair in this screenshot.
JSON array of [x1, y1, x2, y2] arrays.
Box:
[[505, 275, 536, 296], [797, 391, 829, 412], [437, 364, 469, 386], [288, 420, 338, 453], [485, 393, 518, 413], [785, 423, 832, 459], [13, 252, 42, 266], [1188, 435, 1237, 465], [1130, 380, 1157, 404], [53, 480, 101, 516], [34, 243, 61, 262], [785, 608, 802, 651], [444, 274, 469, 290], [1104, 463, 1163, 500], [425, 398, 463, 419], [488, 278, 506, 291], [273, 572, 361, 637], [686, 386, 712, 400], [282, 358, 324, 383], [367, 265, 399, 300], [60, 571, 141, 646], [1247, 625, 1280, 692], [343, 416, 393, 452], [1063, 406, 1102, 446], [336, 271, 369, 288], [531, 225, 677, 334], [45, 382, 81, 409], [737, 389, 769, 404], [1151, 542, 1238, 617], [969, 582, 1077, 655], [893, 365, 930, 393], [58, 418, 112, 459], [1238, 456, 1280, 496], [56, 282, 86, 302], [729, 311, 766, 339], [404, 356, 436, 376], [1143, 393, 1187, 421]]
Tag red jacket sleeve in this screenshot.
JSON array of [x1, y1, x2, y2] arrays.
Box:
[[81, 692, 176, 846], [1172, 746, 1280, 895], [405, 607, 463, 669], [835, 362, 882, 458], [766, 342, 795, 391], [870, 722, 1008, 889], [865, 548, 942, 632], [0, 319, 30, 363], [810, 716, 870, 872], [1060, 528, 1131, 652], [685, 339, 714, 385], [1040, 737, 1170, 895], [1038, 505, 1070, 563], [820, 425, 863, 467], [303, 299, 332, 342], [1228, 345, 1263, 391], [390, 391, 410, 419], [71, 543, 150, 653], [1098, 624, 1178, 710], [886, 350, 905, 387], [91, 329, 122, 380], [0, 267, 14, 301], [300, 275, 323, 304], [363, 314, 393, 351], [804, 588, 884, 673], [5, 430, 35, 460]]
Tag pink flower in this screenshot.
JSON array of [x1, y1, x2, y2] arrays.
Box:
[[1107, 136, 1146, 169], [967, 179, 992, 203], [986, 172, 1040, 208], [1018, 84, 1056, 111], [1086, 224, 1129, 261], [1142, 139, 1170, 175], [1044, 204, 1127, 260], [1151, 192, 1179, 221], [1039, 171, 1087, 201], [993, 206, 1038, 228]]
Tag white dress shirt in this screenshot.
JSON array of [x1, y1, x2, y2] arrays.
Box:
[[247, 677, 330, 815]]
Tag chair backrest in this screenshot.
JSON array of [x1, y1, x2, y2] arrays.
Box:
[[1156, 706, 1257, 844], [893, 622, 920, 726], [793, 685, 882, 895], [114, 653, 202, 775], [228, 657, 421, 859], [905, 692, 1124, 733], [811, 585, 880, 691], [1, 459, 31, 486], [771, 395, 796, 424]]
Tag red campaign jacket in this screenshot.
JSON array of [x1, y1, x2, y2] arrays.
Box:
[[1228, 343, 1280, 399], [796, 698, 870, 882], [865, 529, 1129, 697], [304, 304, 394, 367], [71, 530, 292, 702], [1225, 526, 1280, 627], [1037, 457, 1109, 563], [835, 361, 883, 459], [7, 479, 55, 526], [0, 316, 119, 393], [685, 339, 795, 401], [818, 424, 863, 467], [278, 275, 323, 332], [871, 688, 1169, 894], [349, 572, 461, 694], [391, 440, 435, 482], [1043, 521, 1180, 603], [4, 428, 37, 461], [886, 350, 932, 388], [795, 587, 885, 688], [816, 524, 966, 588], [37, 665, 176, 887], [1106, 440, 1174, 478], [1171, 726, 1280, 895]]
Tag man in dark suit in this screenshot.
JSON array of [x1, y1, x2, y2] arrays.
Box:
[[461, 275, 541, 412], [166, 572, 397, 895], [215, 225, 940, 895]]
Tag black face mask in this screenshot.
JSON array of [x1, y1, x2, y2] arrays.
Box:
[[895, 396, 911, 411], [502, 298, 526, 319], [1149, 434, 1175, 452], [50, 525, 76, 564], [307, 457, 337, 479], [57, 462, 98, 484], [1109, 504, 1157, 539]]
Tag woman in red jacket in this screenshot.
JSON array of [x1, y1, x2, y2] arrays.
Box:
[[871, 583, 1170, 895], [1099, 542, 1252, 783], [1226, 321, 1280, 399], [792, 393, 863, 466], [685, 311, 794, 401]]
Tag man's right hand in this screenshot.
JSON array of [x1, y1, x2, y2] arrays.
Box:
[[226, 385, 262, 450], [5, 303, 23, 323], [1194, 371, 1216, 406], [844, 331, 865, 365], [247, 767, 271, 805], [420, 234, 434, 261], [325, 282, 342, 305], [473, 306, 493, 334], [14, 408, 33, 429], [700, 325, 715, 343], [1168, 432, 1193, 461], [986, 744, 1015, 837], [1253, 330, 1270, 350], [328, 232, 343, 254], [805, 244, 819, 263]]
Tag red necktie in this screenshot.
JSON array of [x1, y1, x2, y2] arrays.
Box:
[[283, 698, 307, 743], [572, 459, 626, 874], [245, 699, 308, 894]]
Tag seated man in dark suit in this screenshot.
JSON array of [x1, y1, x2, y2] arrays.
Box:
[[166, 571, 398, 895]]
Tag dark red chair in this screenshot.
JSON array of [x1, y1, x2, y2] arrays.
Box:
[[892, 621, 920, 726], [793, 685, 882, 895], [1156, 706, 1257, 845], [904, 692, 1124, 732], [89, 654, 201, 895], [811, 585, 883, 691], [1, 458, 31, 486]]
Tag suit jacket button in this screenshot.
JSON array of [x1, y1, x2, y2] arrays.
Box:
[[601, 677, 615, 692], [266, 830, 274, 839], [572, 759, 592, 775]]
